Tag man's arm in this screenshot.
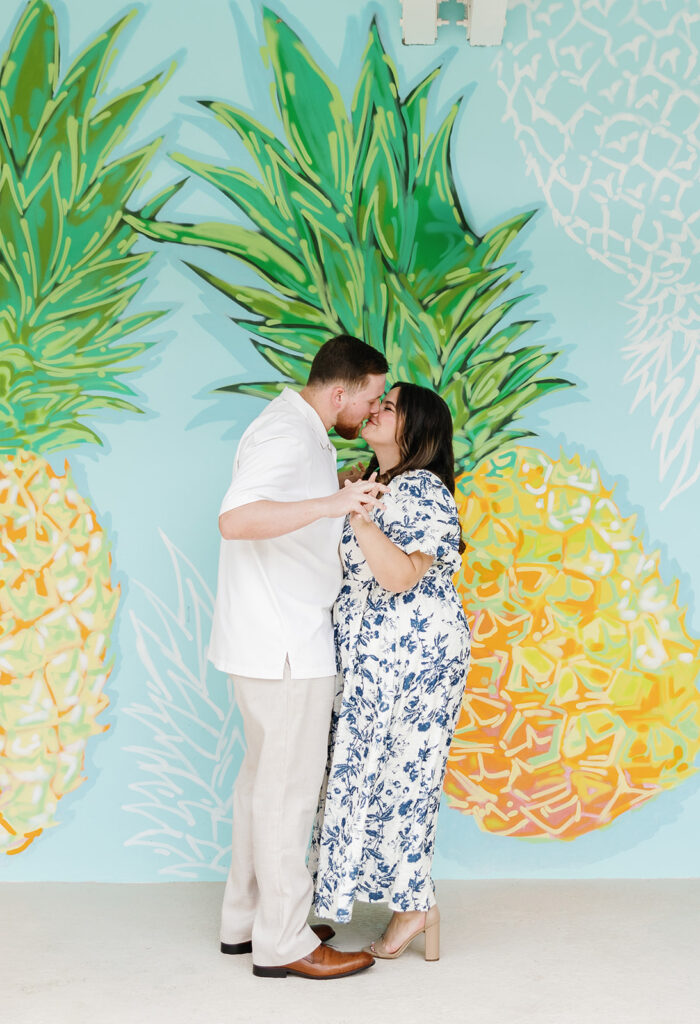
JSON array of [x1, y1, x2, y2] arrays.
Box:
[[219, 478, 387, 540]]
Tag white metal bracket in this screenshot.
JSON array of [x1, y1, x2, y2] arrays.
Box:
[[400, 0, 449, 46], [401, 0, 508, 47], [457, 0, 508, 46]]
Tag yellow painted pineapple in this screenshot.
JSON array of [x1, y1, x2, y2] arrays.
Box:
[[132, 10, 700, 839], [448, 448, 700, 837], [0, 0, 173, 854]]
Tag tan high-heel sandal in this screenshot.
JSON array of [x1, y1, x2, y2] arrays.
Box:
[[363, 905, 440, 961]]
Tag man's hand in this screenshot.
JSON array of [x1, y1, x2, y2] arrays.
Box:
[[338, 461, 367, 486], [348, 472, 386, 523], [323, 473, 387, 519]]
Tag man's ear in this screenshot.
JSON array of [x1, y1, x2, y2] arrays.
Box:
[[331, 385, 345, 408]]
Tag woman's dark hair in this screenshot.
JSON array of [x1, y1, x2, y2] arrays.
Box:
[[364, 382, 456, 494], [307, 334, 388, 389]]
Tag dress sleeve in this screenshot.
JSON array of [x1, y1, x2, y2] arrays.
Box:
[[381, 470, 462, 572], [219, 433, 309, 515]]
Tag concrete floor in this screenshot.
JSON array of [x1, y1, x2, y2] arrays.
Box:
[[3, 880, 699, 1024]]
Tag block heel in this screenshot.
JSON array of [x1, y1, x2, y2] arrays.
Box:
[[424, 912, 440, 961]]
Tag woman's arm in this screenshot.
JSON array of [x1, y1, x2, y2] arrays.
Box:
[[350, 514, 434, 592]]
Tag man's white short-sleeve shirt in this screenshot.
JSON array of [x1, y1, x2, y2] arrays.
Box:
[[208, 388, 344, 679]]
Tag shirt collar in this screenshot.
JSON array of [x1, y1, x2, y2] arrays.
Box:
[[281, 387, 335, 452]]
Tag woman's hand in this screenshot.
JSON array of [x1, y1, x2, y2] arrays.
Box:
[[348, 472, 385, 524]]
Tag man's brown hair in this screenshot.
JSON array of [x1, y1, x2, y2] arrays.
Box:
[[307, 334, 388, 389]]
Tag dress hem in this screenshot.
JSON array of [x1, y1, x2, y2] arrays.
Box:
[[312, 887, 437, 923]]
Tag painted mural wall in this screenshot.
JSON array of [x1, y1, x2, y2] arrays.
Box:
[[1, 0, 698, 881]]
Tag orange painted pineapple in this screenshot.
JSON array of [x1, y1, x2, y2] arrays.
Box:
[[131, 10, 700, 839]]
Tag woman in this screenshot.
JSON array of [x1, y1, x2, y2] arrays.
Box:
[[310, 382, 471, 961]]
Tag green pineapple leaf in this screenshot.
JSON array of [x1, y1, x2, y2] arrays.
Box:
[[22, 11, 135, 193], [139, 179, 187, 220], [351, 21, 411, 267], [352, 20, 406, 174], [133, 12, 572, 471], [173, 153, 295, 253], [301, 216, 363, 333], [262, 8, 352, 208], [186, 267, 325, 328], [81, 72, 165, 189], [450, 293, 532, 372], [250, 340, 311, 384], [0, 0, 58, 167], [476, 210, 537, 265], [0, 0, 169, 454], [409, 103, 479, 299], [218, 380, 289, 401], [129, 214, 318, 302], [402, 67, 441, 186], [356, 108, 411, 267]]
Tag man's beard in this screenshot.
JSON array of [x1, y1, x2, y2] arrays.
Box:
[[334, 413, 364, 440]]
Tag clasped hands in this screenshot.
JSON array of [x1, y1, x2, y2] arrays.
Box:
[[327, 469, 387, 522]]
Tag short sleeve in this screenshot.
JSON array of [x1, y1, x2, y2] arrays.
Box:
[[219, 432, 308, 515], [380, 470, 462, 573]]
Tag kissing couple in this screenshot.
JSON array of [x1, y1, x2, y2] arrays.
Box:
[[208, 334, 471, 980]]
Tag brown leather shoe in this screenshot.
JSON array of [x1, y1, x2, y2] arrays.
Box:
[[221, 923, 335, 956], [253, 943, 374, 980]]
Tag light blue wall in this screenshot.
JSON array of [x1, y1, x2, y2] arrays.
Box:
[[3, 0, 699, 881]]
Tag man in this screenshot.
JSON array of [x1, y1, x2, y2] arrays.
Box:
[[208, 335, 389, 980]]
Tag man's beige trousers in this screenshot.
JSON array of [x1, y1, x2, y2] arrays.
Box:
[[221, 662, 336, 966]]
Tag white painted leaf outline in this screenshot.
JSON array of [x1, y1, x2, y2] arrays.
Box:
[[123, 530, 243, 879]]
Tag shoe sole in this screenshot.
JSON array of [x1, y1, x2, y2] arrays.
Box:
[[221, 941, 253, 955], [222, 928, 336, 958], [252, 962, 373, 980]]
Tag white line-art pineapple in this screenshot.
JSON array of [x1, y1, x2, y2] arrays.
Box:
[[131, 10, 700, 841], [0, 0, 173, 854], [124, 532, 244, 879], [496, 0, 700, 506]]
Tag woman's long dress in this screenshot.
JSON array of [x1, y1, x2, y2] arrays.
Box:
[[310, 469, 471, 921]]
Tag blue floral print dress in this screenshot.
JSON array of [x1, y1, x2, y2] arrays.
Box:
[[310, 469, 471, 921]]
